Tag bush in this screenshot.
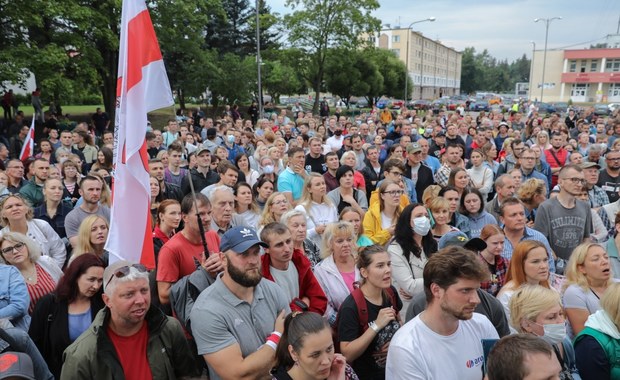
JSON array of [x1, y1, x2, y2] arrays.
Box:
[[78, 94, 103, 105]]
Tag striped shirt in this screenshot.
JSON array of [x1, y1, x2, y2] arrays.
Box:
[[26, 264, 57, 314]]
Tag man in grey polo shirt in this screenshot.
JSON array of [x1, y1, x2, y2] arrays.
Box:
[[190, 226, 289, 380]]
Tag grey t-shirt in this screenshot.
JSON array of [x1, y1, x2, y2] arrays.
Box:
[[64, 205, 111, 238], [190, 275, 290, 380], [533, 198, 592, 261], [270, 264, 299, 302]]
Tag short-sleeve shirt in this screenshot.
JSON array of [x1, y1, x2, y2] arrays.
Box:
[[533, 198, 592, 261], [64, 205, 111, 239], [277, 167, 305, 201], [190, 275, 290, 380], [338, 286, 402, 380], [156, 231, 220, 283]]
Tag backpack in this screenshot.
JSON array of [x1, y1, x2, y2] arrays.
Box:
[[168, 260, 216, 335], [333, 286, 399, 352]]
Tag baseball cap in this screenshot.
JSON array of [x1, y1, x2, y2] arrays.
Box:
[[0, 352, 36, 380], [580, 162, 601, 170], [498, 121, 509, 128], [206, 128, 217, 137], [407, 143, 422, 154], [195, 146, 211, 156], [438, 231, 487, 252], [435, 131, 446, 138], [220, 226, 268, 253]]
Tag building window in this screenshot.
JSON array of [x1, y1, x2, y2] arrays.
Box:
[[391, 49, 400, 57], [609, 83, 620, 98], [392, 35, 400, 43], [368, 36, 376, 43], [606, 59, 620, 72], [569, 60, 576, 73], [590, 60, 598, 72], [580, 60, 587, 73]]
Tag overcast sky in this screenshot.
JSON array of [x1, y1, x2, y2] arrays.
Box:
[[270, 0, 620, 62]]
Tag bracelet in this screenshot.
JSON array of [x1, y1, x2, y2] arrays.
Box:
[[271, 331, 282, 338], [266, 332, 281, 346], [265, 341, 277, 351]]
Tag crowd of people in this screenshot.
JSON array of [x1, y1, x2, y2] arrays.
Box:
[[0, 100, 618, 379]]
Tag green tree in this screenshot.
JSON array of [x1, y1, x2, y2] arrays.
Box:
[[262, 60, 301, 104], [204, 0, 254, 56], [283, 0, 380, 112], [324, 47, 383, 107], [208, 53, 256, 108]]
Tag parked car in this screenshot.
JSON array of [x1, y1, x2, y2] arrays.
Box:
[[376, 99, 390, 109], [552, 102, 569, 113], [355, 98, 369, 108], [609, 103, 620, 113], [409, 99, 430, 110], [469, 101, 490, 112], [389, 100, 404, 109], [537, 102, 556, 114], [594, 103, 610, 116]]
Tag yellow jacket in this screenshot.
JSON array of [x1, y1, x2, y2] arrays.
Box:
[[363, 203, 401, 246]]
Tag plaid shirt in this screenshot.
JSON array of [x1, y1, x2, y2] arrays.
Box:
[[588, 185, 610, 208], [478, 255, 508, 297], [502, 227, 556, 273], [434, 164, 452, 187]]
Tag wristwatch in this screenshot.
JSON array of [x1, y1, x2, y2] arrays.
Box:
[[368, 321, 380, 333]]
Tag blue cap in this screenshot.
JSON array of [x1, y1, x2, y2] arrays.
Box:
[[220, 226, 268, 253], [438, 231, 486, 252]]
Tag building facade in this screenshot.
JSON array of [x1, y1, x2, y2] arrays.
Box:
[[530, 46, 620, 103], [368, 27, 462, 100]]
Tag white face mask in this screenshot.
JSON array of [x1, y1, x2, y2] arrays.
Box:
[[412, 216, 431, 236], [535, 322, 566, 345], [262, 165, 275, 174]]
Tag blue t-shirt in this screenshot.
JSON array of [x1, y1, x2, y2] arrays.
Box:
[[68, 308, 92, 342]]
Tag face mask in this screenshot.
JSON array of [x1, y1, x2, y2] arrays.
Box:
[[227, 135, 235, 144], [425, 128, 433, 135], [535, 322, 566, 345], [334, 130, 342, 136], [412, 216, 431, 236], [600, 143, 608, 151], [411, 128, 418, 136], [263, 165, 275, 174]]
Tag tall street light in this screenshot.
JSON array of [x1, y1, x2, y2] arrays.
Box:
[[404, 17, 436, 102], [534, 16, 562, 103], [529, 41, 535, 99]]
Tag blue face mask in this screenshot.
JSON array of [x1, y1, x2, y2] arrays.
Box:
[[227, 135, 235, 144]]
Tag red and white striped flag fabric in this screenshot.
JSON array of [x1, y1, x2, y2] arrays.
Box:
[[105, 0, 174, 268], [19, 118, 35, 161]]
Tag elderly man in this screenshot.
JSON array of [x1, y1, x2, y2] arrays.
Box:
[[205, 185, 247, 236], [485, 174, 516, 221], [61, 261, 197, 379], [582, 162, 609, 210]]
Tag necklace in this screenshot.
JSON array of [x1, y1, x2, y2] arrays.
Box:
[[22, 265, 37, 283]]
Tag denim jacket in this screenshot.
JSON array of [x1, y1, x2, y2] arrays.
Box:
[[0, 265, 30, 331]]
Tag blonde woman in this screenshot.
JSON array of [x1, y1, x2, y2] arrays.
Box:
[[429, 197, 458, 241], [509, 285, 579, 379], [0, 232, 63, 314], [257, 192, 291, 232], [313, 221, 360, 327], [517, 178, 547, 226], [71, 215, 109, 265], [294, 173, 338, 248], [562, 242, 614, 337]]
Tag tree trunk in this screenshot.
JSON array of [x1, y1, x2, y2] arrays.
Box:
[[100, 48, 119, 125], [178, 88, 186, 110]]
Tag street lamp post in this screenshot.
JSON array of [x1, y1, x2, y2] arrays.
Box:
[[534, 16, 562, 103], [529, 41, 535, 100], [404, 17, 435, 102], [256, 0, 263, 119]]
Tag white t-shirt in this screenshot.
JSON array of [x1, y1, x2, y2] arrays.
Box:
[[381, 212, 393, 230], [326, 135, 344, 152], [386, 312, 499, 380]]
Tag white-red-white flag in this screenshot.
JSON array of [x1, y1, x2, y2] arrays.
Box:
[[19, 118, 35, 161], [105, 0, 174, 268]]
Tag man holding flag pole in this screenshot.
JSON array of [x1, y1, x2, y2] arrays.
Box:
[[61, 0, 199, 378]]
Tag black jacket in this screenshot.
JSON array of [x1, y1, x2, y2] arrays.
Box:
[[28, 292, 105, 379], [180, 168, 219, 196], [404, 162, 434, 202]]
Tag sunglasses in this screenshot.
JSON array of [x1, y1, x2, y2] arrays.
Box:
[[104, 264, 147, 289]]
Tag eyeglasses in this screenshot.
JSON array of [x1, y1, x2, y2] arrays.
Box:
[[607, 157, 620, 162], [273, 200, 288, 206], [383, 190, 404, 196], [6, 166, 23, 170], [0, 242, 25, 255], [104, 264, 148, 289], [388, 171, 403, 177], [564, 177, 586, 185]]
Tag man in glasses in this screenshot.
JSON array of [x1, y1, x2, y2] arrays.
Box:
[[61, 260, 198, 379], [598, 149, 620, 203], [534, 164, 592, 267], [190, 226, 289, 380]]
